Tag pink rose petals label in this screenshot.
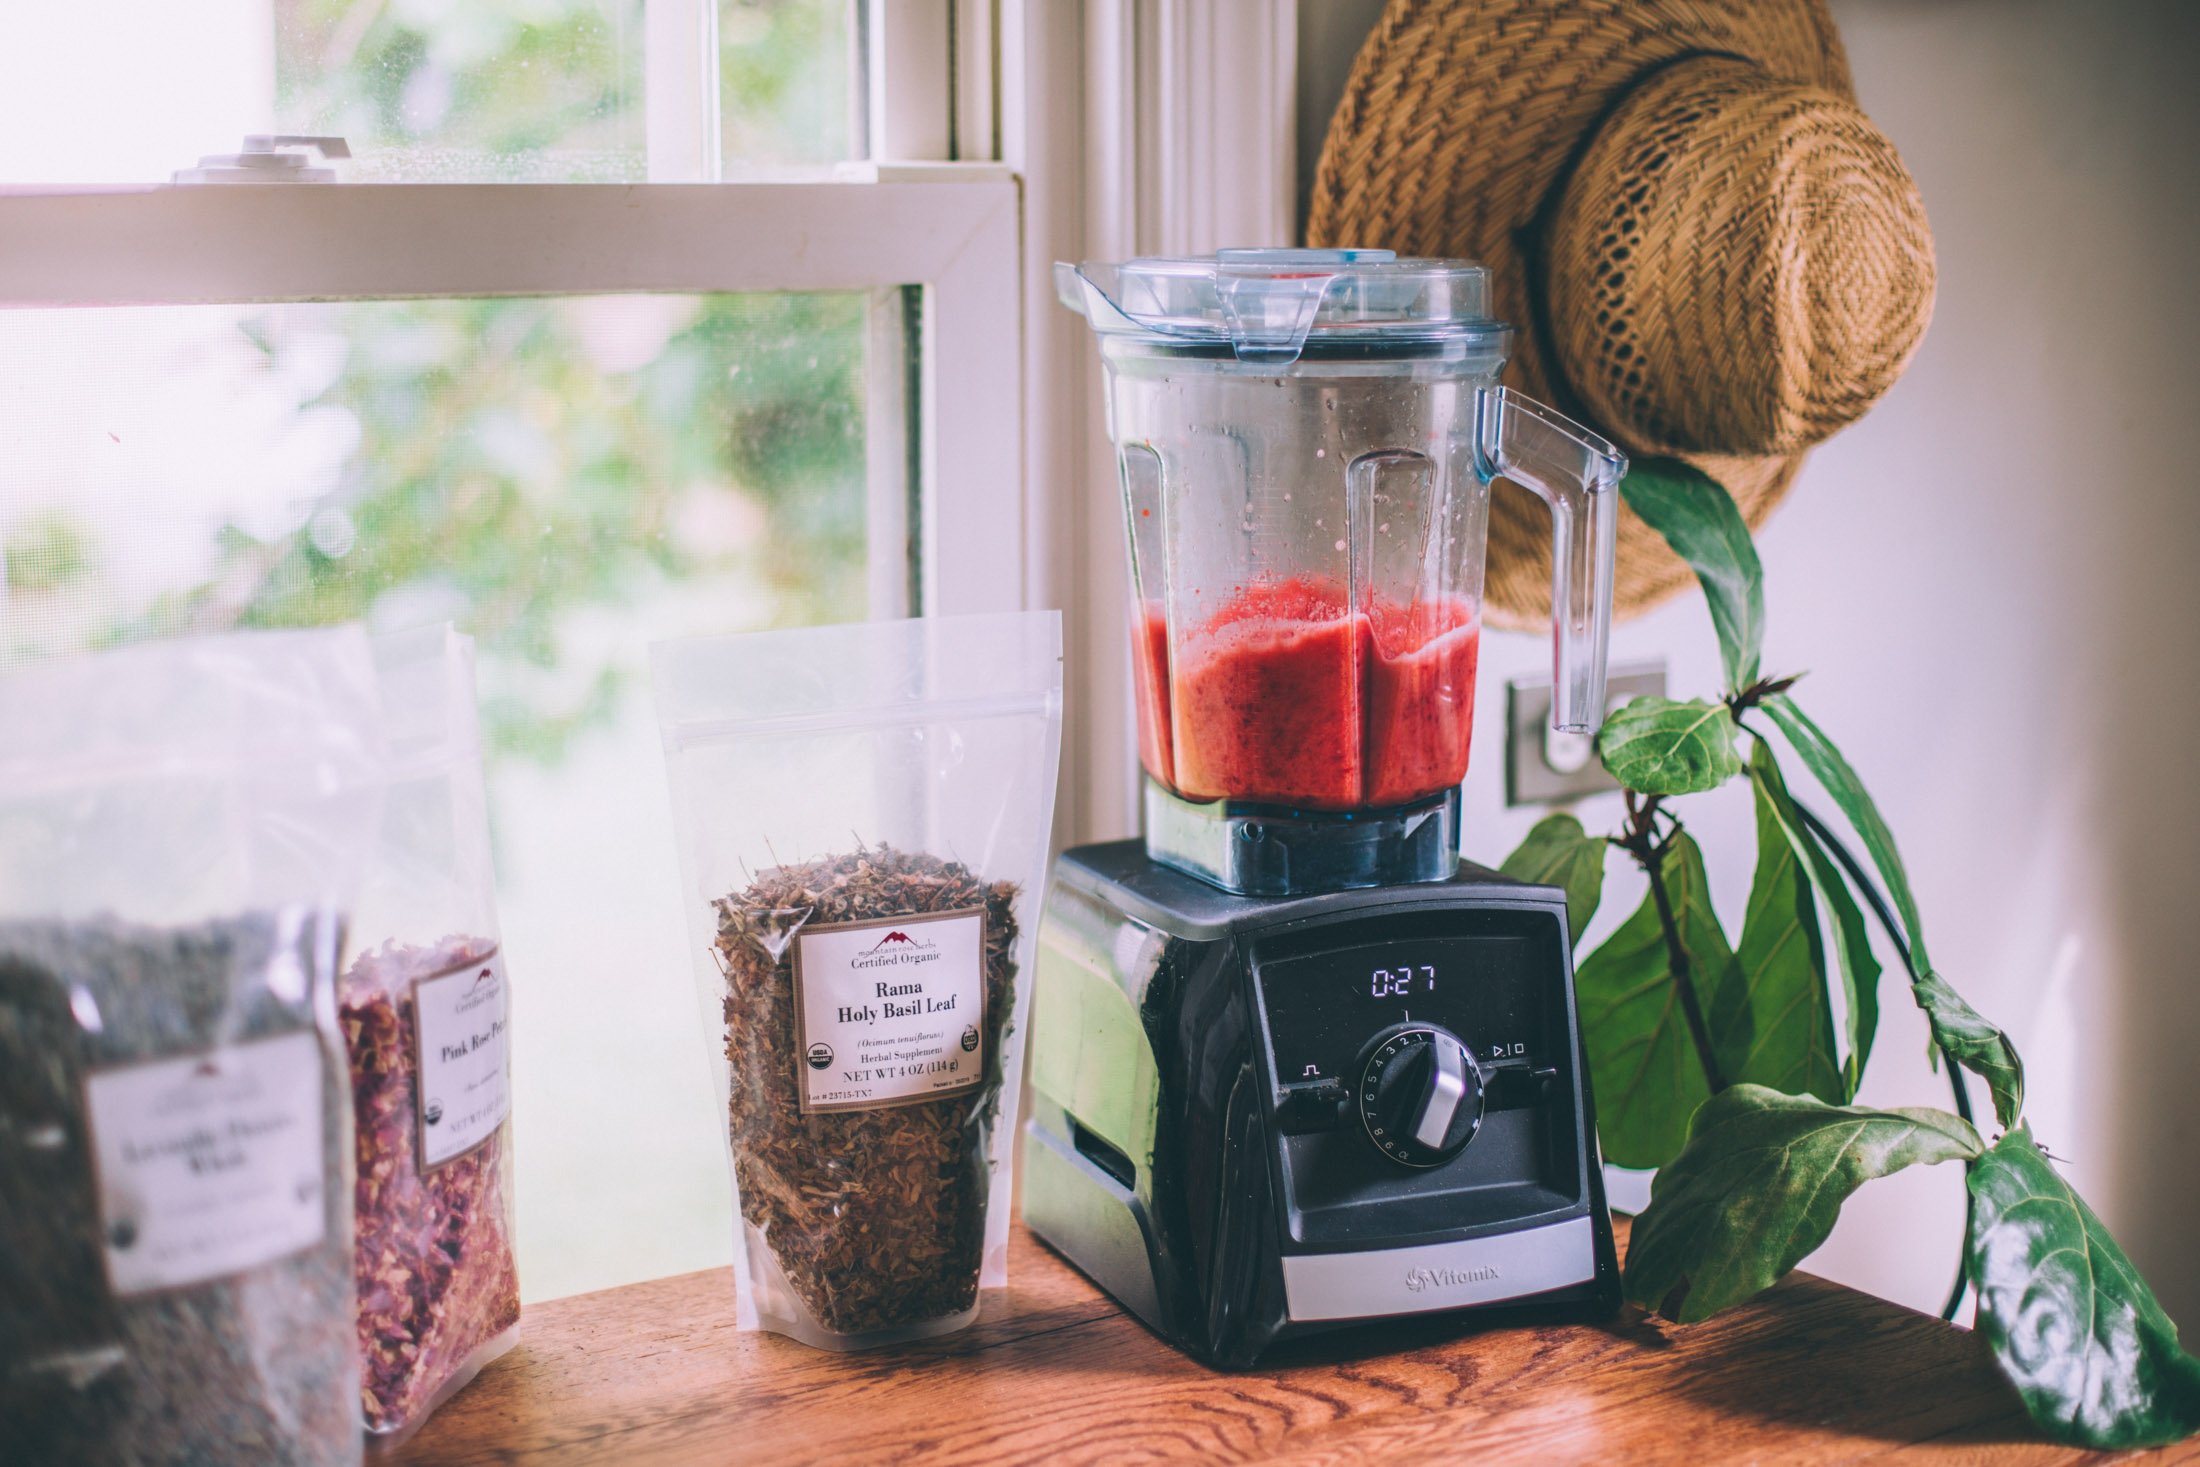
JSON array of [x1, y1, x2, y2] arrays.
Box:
[[412, 949, 511, 1169]]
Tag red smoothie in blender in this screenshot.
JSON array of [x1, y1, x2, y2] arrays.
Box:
[[1132, 602, 1176, 790], [1363, 597, 1481, 805], [1146, 580, 1481, 809], [1168, 579, 1365, 808]]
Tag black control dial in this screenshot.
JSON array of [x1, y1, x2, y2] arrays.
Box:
[[1357, 1024, 1485, 1168]]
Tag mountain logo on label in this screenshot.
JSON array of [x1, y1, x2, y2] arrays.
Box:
[[863, 929, 935, 955], [452, 963, 503, 1014]]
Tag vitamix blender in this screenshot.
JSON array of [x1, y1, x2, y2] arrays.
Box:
[[1022, 250, 1626, 1364]]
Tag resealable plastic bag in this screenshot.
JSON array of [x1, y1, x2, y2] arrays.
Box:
[[0, 627, 387, 1467], [342, 624, 520, 1450], [651, 612, 1063, 1351]]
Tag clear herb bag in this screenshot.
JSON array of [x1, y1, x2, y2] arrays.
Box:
[[651, 612, 1063, 1351], [0, 628, 387, 1467], [344, 625, 520, 1449]]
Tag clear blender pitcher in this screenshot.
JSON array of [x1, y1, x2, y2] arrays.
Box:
[[1060, 249, 1626, 895]]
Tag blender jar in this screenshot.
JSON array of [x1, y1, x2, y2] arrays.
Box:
[[1061, 249, 1624, 895]]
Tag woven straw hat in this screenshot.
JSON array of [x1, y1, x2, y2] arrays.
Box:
[[1308, 0, 1935, 627]]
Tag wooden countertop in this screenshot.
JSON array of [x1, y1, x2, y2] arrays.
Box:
[[396, 1218, 2197, 1466]]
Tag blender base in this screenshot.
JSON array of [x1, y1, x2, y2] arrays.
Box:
[[1142, 780, 1461, 896]]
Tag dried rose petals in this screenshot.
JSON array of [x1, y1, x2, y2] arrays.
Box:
[[340, 936, 519, 1441]]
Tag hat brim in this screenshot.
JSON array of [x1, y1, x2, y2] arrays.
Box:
[[1307, 0, 1848, 628]]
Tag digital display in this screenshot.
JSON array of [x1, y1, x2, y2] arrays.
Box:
[[1367, 964, 1436, 999], [1254, 915, 1559, 1092]]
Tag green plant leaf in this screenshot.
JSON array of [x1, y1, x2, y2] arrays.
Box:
[[1749, 739, 1882, 1096], [1761, 692, 1927, 970], [1498, 813, 1607, 949], [1574, 832, 1738, 1169], [1721, 753, 1843, 1102], [1598, 697, 1743, 796], [1620, 457, 1765, 690], [1968, 1126, 2200, 1448], [1625, 1085, 1981, 1323], [1916, 971, 2026, 1130], [1758, 694, 2022, 1124]]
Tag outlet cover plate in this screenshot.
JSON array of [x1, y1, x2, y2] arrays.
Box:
[[1505, 662, 1668, 806]]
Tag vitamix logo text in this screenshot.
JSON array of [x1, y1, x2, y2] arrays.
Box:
[[1403, 1264, 1500, 1294]]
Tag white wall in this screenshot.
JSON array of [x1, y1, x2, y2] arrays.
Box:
[[1312, 0, 2200, 1322]]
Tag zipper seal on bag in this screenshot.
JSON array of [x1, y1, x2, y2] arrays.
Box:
[[666, 690, 1058, 751]]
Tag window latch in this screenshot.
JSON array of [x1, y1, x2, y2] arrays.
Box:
[[173, 136, 351, 185]]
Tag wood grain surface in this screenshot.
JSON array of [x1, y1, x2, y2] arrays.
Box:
[[394, 1217, 2200, 1466]]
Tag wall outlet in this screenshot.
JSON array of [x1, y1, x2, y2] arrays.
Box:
[[1505, 662, 1667, 806]]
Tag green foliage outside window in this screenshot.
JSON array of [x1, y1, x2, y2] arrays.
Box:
[[227, 292, 861, 761], [271, 0, 850, 180]]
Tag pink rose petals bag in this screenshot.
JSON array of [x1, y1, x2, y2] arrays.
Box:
[[340, 625, 520, 1449]]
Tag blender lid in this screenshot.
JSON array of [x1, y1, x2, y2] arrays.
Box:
[[1056, 248, 1502, 363]]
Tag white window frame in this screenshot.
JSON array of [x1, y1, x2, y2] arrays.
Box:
[[0, 175, 1021, 623], [1005, 0, 1298, 843]]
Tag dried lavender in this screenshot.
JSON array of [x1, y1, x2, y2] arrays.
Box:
[[0, 912, 359, 1467], [713, 844, 1020, 1338], [340, 937, 519, 1441]]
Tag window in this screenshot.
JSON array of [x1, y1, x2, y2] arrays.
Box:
[[0, 8, 1021, 1300], [0, 1, 855, 184]]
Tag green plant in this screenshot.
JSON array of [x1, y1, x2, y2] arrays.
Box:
[[76, 291, 868, 764], [1502, 459, 2200, 1449]]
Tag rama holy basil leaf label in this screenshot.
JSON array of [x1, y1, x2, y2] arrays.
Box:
[[85, 1030, 328, 1295], [791, 908, 989, 1114], [412, 947, 512, 1169]]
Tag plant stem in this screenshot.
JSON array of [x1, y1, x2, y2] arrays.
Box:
[[1641, 834, 1730, 1095], [1726, 672, 1802, 717], [1615, 790, 1729, 1095], [1786, 804, 1974, 1125], [1767, 774, 1978, 1322]]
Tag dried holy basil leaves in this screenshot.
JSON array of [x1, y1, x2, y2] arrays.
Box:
[[0, 912, 360, 1467], [714, 845, 1020, 1340]]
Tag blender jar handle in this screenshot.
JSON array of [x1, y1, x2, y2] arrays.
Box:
[[1475, 387, 1626, 733]]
